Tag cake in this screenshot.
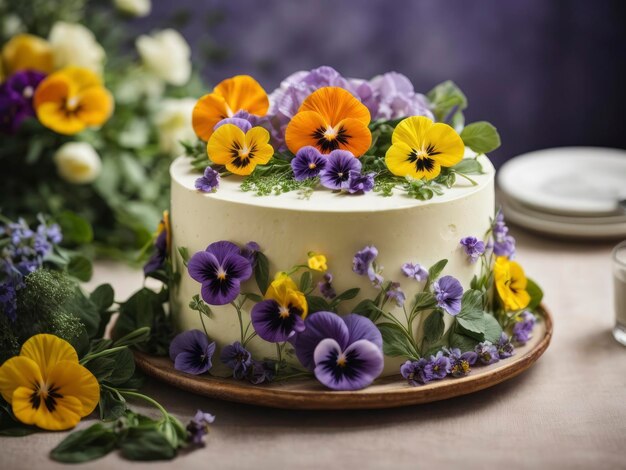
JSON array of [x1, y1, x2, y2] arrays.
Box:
[[155, 66, 542, 391]]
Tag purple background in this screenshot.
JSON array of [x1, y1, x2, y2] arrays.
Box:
[[134, 0, 626, 166]]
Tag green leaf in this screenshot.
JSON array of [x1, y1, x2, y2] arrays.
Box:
[[105, 348, 136, 386], [456, 290, 486, 341], [483, 313, 503, 343], [331, 287, 360, 304], [449, 330, 479, 353], [50, 423, 117, 463], [451, 158, 484, 175], [299, 271, 312, 292], [428, 259, 448, 282], [526, 278, 544, 311], [158, 415, 187, 449], [67, 255, 93, 282], [56, 211, 93, 245], [427, 80, 468, 124], [254, 252, 270, 295], [305, 295, 331, 314], [460, 121, 502, 154], [119, 428, 176, 461], [177, 246, 190, 265], [412, 292, 437, 312], [99, 389, 127, 421], [242, 292, 263, 303], [423, 310, 445, 343], [85, 356, 117, 382], [189, 294, 213, 318], [90, 284, 115, 312], [378, 323, 419, 360], [353, 299, 382, 322], [112, 327, 152, 348]]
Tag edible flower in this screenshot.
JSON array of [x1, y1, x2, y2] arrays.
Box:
[[186, 410, 216, 446], [401, 262, 428, 282], [291, 146, 327, 181], [475, 341, 500, 365], [459, 236, 486, 263], [347, 171, 375, 194], [512, 311, 535, 344], [292, 311, 384, 391], [0, 334, 99, 431], [195, 167, 221, 193], [352, 245, 383, 287], [188, 241, 253, 305], [220, 341, 253, 379], [0, 70, 46, 134], [385, 281, 406, 307], [143, 210, 170, 275], [307, 253, 327, 272], [1, 33, 54, 76], [432, 275, 463, 316], [492, 210, 516, 258], [250, 273, 308, 342], [192, 75, 269, 141], [493, 256, 530, 311], [206, 124, 274, 176], [445, 347, 477, 378], [496, 332, 515, 358], [317, 272, 336, 299], [33, 66, 114, 135], [400, 358, 433, 386], [285, 86, 372, 156], [385, 116, 464, 180], [169, 330, 216, 375], [320, 149, 362, 191]]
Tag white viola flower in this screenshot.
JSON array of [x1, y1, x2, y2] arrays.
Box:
[[136, 29, 191, 86], [155, 98, 197, 156], [53, 142, 102, 184], [114, 0, 151, 17], [48, 22, 106, 74]]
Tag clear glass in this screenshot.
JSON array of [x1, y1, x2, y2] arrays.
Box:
[[613, 240, 626, 346]]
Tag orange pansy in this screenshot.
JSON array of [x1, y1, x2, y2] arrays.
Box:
[[285, 87, 372, 157], [192, 75, 269, 141]]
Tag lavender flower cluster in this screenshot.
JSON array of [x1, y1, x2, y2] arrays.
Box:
[[0, 217, 62, 321]]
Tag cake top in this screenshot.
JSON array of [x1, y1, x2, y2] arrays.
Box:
[[183, 66, 501, 204]]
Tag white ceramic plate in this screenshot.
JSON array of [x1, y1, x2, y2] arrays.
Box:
[[498, 147, 626, 216]]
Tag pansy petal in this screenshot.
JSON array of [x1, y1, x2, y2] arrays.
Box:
[[343, 314, 383, 351], [201, 277, 240, 305], [207, 240, 242, 262], [0, 356, 42, 404], [12, 386, 84, 431], [423, 122, 465, 167], [293, 311, 349, 370], [299, 87, 370, 125], [174, 350, 212, 375], [192, 93, 230, 141], [169, 329, 209, 361], [214, 117, 252, 133], [391, 115, 433, 147], [222, 254, 253, 283], [36, 101, 86, 135], [245, 126, 274, 164], [76, 87, 114, 126], [47, 360, 100, 417], [214, 75, 269, 118], [285, 110, 328, 155], [188, 251, 220, 284], [207, 123, 246, 166], [20, 334, 78, 376], [385, 141, 417, 178], [333, 118, 372, 157], [56, 67, 102, 90], [251, 299, 303, 343]]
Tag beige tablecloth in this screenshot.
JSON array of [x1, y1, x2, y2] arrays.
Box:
[[4, 230, 626, 470]]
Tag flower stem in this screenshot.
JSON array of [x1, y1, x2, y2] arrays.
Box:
[[231, 301, 245, 343], [80, 345, 129, 365]]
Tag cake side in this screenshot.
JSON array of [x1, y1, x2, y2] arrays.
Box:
[[170, 155, 495, 376]]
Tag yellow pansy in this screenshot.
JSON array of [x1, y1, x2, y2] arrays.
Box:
[[0, 334, 99, 431], [494, 256, 531, 312], [307, 253, 327, 272], [1, 34, 54, 76], [266, 273, 308, 319], [34, 66, 114, 135], [385, 116, 464, 180], [207, 124, 273, 176]]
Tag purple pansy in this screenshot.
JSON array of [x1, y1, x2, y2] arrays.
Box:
[[385, 281, 406, 307], [460, 236, 486, 263], [188, 241, 253, 305], [347, 171, 375, 194], [445, 347, 478, 378], [186, 410, 216, 446], [401, 262, 428, 282], [291, 146, 327, 181], [318, 272, 336, 299], [143, 228, 167, 275], [292, 311, 383, 390], [319, 150, 362, 190], [400, 358, 433, 386], [352, 245, 383, 286], [220, 341, 252, 379], [368, 72, 433, 121], [213, 113, 254, 133], [496, 332, 515, 358], [169, 330, 216, 375], [475, 341, 500, 365], [430, 351, 452, 379], [512, 311, 535, 344], [195, 167, 220, 193], [248, 360, 276, 384], [0, 70, 46, 134], [250, 297, 306, 343], [492, 211, 516, 258], [432, 275, 463, 316]]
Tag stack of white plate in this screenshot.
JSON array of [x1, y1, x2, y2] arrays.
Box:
[[498, 147, 626, 239]]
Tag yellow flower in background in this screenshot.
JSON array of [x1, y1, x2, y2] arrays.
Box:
[[34, 66, 113, 135], [207, 124, 273, 176], [307, 253, 327, 272], [192, 75, 270, 141], [0, 334, 99, 431], [266, 273, 308, 320], [385, 116, 464, 180], [1, 34, 54, 76], [53, 142, 102, 184], [494, 256, 531, 311]]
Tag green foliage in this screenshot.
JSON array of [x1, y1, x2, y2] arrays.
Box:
[[423, 310, 445, 343], [427, 259, 449, 283], [254, 251, 270, 295], [460, 121, 502, 154], [189, 295, 213, 318], [427, 80, 468, 129], [455, 290, 487, 341], [526, 278, 544, 311], [305, 295, 332, 314], [378, 323, 420, 360], [239, 156, 318, 197]]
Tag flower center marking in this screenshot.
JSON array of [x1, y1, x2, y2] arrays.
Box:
[[278, 305, 290, 319], [216, 267, 227, 280], [311, 125, 351, 153], [66, 96, 79, 111], [308, 162, 317, 169], [29, 381, 63, 412], [336, 354, 347, 368], [22, 86, 34, 98]]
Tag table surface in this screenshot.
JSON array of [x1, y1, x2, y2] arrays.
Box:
[[4, 229, 626, 470]]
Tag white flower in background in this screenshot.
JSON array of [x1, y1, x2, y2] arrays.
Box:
[[114, 0, 151, 17], [48, 22, 106, 74], [136, 29, 191, 86], [155, 98, 196, 156], [53, 142, 102, 184]]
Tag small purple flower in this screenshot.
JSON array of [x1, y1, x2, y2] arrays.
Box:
[[169, 330, 216, 375], [195, 167, 220, 193], [240, 241, 261, 265], [0, 70, 46, 134], [496, 332, 515, 359], [512, 311, 535, 344], [460, 236, 486, 263], [186, 410, 216, 446], [291, 146, 327, 181], [213, 116, 253, 133], [385, 281, 406, 307], [220, 341, 252, 379], [492, 211, 516, 258], [347, 171, 375, 194], [432, 275, 463, 316], [0, 282, 18, 322], [318, 272, 336, 299], [400, 358, 433, 386], [368, 72, 434, 121], [429, 351, 451, 379], [319, 150, 362, 190], [292, 311, 383, 390], [143, 215, 169, 275], [475, 341, 500, 365], [352, 245, 381, 285], [248, 360, 276, 385], [445, 347, 478, 378], [188, 241, 253, 305], [401, 262, 428, 282]]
